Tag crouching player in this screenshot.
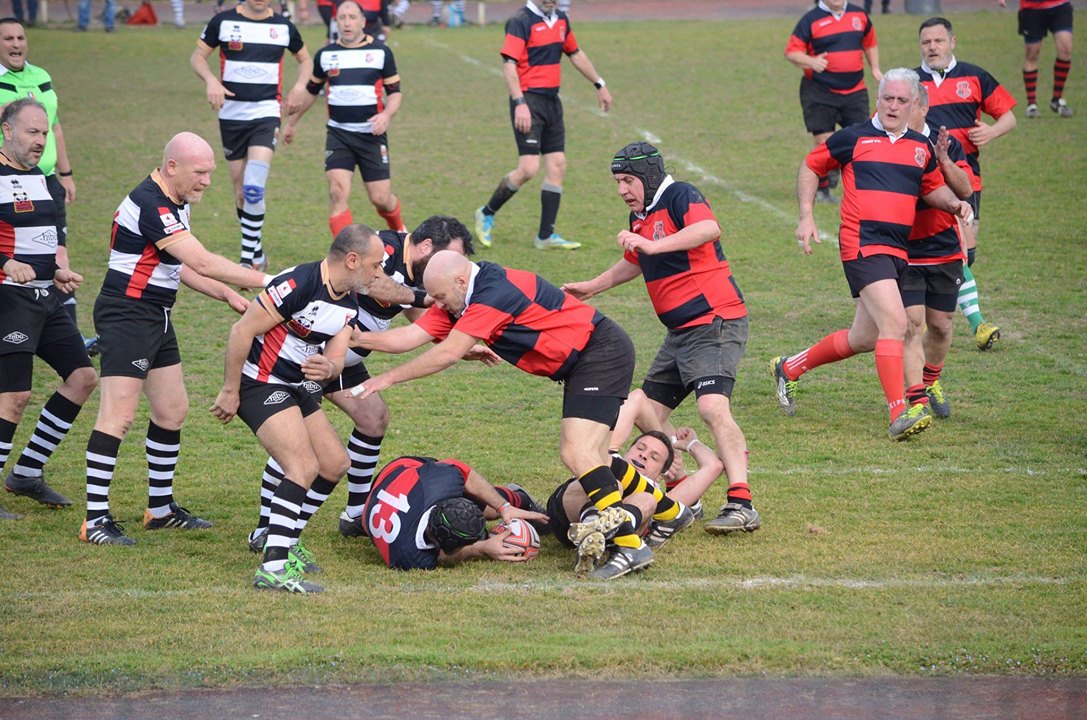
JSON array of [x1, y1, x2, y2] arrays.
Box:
[[363, 455, 548, 570]]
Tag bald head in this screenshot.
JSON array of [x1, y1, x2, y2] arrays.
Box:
[[163, 132, 214, 169], [423, 251, 474, 317], [161, 132, 216, 204]]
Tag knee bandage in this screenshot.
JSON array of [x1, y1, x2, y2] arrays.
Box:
[[242, 160, 270, 209]]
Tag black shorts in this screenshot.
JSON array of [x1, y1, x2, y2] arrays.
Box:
[[901, 262, 964, 312], [219, 118, 280, 162], [1020, 4, 1074, 44], [45, 174, 68, 247], [561, 316, 635, 427], [322, 351, 372, 395], [237, 377, 324, 433], [842, 254, 907, 298], [642, 315, 748, 409], [0, 284, 91, 392], [545, 477, 579, 550], [93, 294, 181, 379], [325, 126, 391, 181], [512, 92, 565, 156], [799, 77, 870, 135]]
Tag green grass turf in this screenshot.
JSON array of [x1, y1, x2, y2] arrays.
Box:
[[2, 11, 1084, 694]]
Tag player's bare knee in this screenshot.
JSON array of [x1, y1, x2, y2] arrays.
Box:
[[63, 367, 98, 403], [320, 449, 350, 481], [0, 390, 32, 419]]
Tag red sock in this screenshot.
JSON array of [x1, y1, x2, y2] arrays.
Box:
[[1023, 69, 1038, 106], [329, 209, 353, 238], [874, 338, 906, 421], [783, 329, 855, 380], [1053, 58, 1071, 100], [726, 482, 752, 503], [906, 383, 928, 407], [922, 362, 943, 387], [378, 200, 406, 232]]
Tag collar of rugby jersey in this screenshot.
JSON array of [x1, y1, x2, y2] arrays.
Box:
[[321, 258, 351, 300], [150, 168, 183, 205], [403, 233, 417, 284], [462, 260, 481, 311], [871, 113, 908, 143], [526, 1, 559, 27], [817, 1, 846, 20], [634, 174, 675, 220], [921, 56, 958, 86]]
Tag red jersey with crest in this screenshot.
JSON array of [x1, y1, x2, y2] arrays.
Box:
[[414, 261, 601, 381], [807, 118, 946, 262], [500, 4, 579, 95], [916, 60, 1016, 192], [908, 127, 972, 266], [364, 456, 473, 571], [622, 177, 745, 330], [785, 2, 877, 95], [243, 259, 359, 386]]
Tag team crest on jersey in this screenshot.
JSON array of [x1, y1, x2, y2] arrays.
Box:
[[328, 57, 340, 77], [852, 16, 863, 31], [269, 28, 279, 40], [956, 81, 972, 99], [229, 26, 243, 51], [10, 179, 33, 213], [559, 25, 566, 41], [652, 221, 666, 241], [287, 304, 320, 337], [365, 53, 375, 63], [914, 147, 927, 167]]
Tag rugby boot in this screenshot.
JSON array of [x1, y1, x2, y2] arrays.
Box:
[[79, 514, 136, 546], [573, 530, 606, 576], [589, 542, 654, 580], [0, 504, 21, 520], [288, 541, 322, 574], [253, 561, 323, 594], [771, 355, 798, 416], [646, 503, 695, 548], [4, 471, 71, 507], [248, 526, 269, 553], [974, 322, 1001, 351], [925, 380, 951, 419], [534, 233, 581, 250], [567, 505, 627, 546], [1026, 103, 1041, 119], [143, 502, 213, 530], [888, 404, 932, 441], [704, 502, 762, 535], [84, 335, 100, 357], [1050, 98, 1073, 117], [338, 510, 368, 538], [474, 207, 494, 248]]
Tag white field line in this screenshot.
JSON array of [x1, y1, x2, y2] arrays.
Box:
[[749, 465, 1087, 477], [423, 36, 834, 242], [5, 574, 1076, 601]]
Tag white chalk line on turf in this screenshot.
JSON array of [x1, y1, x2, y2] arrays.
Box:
[[750, 465, 1086, 477], [423, 37, 834, 242], [6, 574, 1075, 601]]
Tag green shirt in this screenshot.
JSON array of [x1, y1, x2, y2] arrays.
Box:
[[0, 62, 61, 176]]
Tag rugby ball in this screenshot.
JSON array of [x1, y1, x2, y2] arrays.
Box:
[[491, 518, 540, 560]]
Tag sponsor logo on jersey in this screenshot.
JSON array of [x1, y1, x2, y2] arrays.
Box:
[[269, 278, 297, 306], [956, 81, 971, 99], [131, 358, 150, 372], [915, 147, 927, 167], [237, 65, 266, 80], [3, 331, 29, 344], [582, 386, 599, 392], [263, 390, 291, 405], [861, 138, 882, 145], [31, 229, 58, 247]]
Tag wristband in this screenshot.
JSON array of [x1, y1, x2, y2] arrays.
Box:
[[686, 439, 704, 453], [411, 287, 429, 308], [58, 170, 73, 177], [512, 96, 527, 107], [593, 78, 606, 89], [498, 501, 511, 513]]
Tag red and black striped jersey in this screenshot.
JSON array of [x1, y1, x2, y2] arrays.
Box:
[[916, 59, 1016, 190], [0, 163, 57, 288], [312, 37, 399, 135], [243, 259, 359, 387], [364, 456, 471, 570], [785, 2, 877, 95], [354, 229, 415, 333], [1017, 0, 1070, 9], [414, 261, 601, 381], [623, 177, 746, 330], [100, 171, 190, 307], [908, 127, 971, 266], [500, 4, 579, 95], [807, 118, 946, 262], [199, 9, 305, 122]]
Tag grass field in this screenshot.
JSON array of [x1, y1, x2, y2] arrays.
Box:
[[2, 10, 1085, 695]]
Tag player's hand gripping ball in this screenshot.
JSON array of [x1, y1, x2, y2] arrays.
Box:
[[491, 518, 541, 560]]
